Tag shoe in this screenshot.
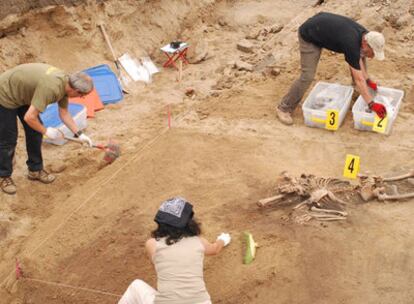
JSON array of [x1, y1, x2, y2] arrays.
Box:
[[276, 108, 293, 125], [28, 169, 56, 184], [1, 177, 17, 195]]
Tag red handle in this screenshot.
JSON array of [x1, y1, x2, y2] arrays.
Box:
[[93, 144, 106, 150]]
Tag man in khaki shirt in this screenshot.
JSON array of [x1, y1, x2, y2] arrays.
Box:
[[0, 63, 94, 195]]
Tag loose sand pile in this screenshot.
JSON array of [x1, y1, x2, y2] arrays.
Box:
[[1, 0, 414, 303]]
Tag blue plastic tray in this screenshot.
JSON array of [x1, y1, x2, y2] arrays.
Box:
[[41, 103, 85, 128], [83, 64, 123, 104], [84, 64, 113, 75]]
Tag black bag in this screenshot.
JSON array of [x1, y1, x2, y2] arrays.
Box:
[[170, 41, 182, 49]]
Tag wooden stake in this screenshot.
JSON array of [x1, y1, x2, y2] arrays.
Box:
[[15, 258, 23, 279]]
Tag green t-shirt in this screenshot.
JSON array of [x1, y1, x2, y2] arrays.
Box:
[[0, 63, 68, 112]]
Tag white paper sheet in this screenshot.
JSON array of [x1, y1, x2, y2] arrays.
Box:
[[160, 42, 188, 54], [118, 53, 151, 83], [142, 57, 159, 75]]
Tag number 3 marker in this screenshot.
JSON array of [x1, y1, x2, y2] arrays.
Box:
[[343, 154, 360, 179], [325, 109, 339, 131]]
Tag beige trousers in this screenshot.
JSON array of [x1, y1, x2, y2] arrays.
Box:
[[118, 279, 212, 304], [118, 280, 156, 304], [278, 32, 322, 113]]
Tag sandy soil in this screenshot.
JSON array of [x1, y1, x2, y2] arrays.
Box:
[[1, 0, 414, 303]]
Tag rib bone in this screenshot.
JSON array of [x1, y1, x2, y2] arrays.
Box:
[[327, 191, 347, 206]]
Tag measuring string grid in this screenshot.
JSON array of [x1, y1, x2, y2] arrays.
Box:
[[25, 277, 122, 298], [0, 99, 203, 298]]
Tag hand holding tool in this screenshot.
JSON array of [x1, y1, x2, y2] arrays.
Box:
[[65, 136, 120, 164], [216, 233, 231, 246], [78, 133, 93, 147], [366, 78, 378, 91], [368, 101, 387, 118], [45, 127, 63, 140]]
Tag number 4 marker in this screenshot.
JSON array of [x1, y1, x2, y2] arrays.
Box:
[[343, 154, 360, 179]]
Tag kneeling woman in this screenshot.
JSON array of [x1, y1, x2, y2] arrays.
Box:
[[119, 197, 231, 304]]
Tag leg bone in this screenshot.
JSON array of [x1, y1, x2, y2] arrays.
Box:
[[383, 169, 414, 182], [257, 194, 286, 207]]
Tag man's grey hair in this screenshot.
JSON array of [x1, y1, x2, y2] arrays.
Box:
[[68, 72, 94, 94]]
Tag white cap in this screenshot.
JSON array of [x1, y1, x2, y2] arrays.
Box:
[[365, 31, 385, 61]]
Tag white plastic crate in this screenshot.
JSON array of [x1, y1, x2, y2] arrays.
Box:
[[302, 82, 354, 130], [42, 104, 88, 146], [352, 87, 404, 135]]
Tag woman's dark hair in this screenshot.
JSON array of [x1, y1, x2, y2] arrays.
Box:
[[151, 218, 201, 245]]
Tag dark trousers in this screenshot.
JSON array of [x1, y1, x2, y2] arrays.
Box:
[[0, 104, 43, 177]]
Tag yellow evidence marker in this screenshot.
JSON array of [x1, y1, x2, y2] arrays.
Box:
[[325, 109, 339, 131], [243, 232, 258, 264], [343, 154, 360, 179], [372, 115, 388, 134]]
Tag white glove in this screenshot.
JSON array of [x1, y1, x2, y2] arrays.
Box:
[[45, 127, 63, 140], [216, 233, 231, 246], [79, 133, 93, 147]]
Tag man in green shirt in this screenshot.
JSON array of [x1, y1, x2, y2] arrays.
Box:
[[0, 63, 94, 195]]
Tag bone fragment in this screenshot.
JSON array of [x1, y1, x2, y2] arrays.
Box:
[[360, 184, 375, 201], [383, 169, 414, 182], [309, 189, 329, 202], [309, 213, 344, 218], [316, 217, 347, 221], [327, 191, 347, 205], [294, 198, 311, 210], [257, 194, 285, 207], [376, 192, 414, 201], [294, 214, 312, 224], [389, 185, 399, 196], [310, 206, 347, 216]]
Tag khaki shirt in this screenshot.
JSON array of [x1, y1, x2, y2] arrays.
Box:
[[0, 63, 68, 112], [154, 237, 211, 304]]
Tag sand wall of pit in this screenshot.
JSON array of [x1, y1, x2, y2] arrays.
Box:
[[0, 0, 218, 71], [0, 0, 95, 19]]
